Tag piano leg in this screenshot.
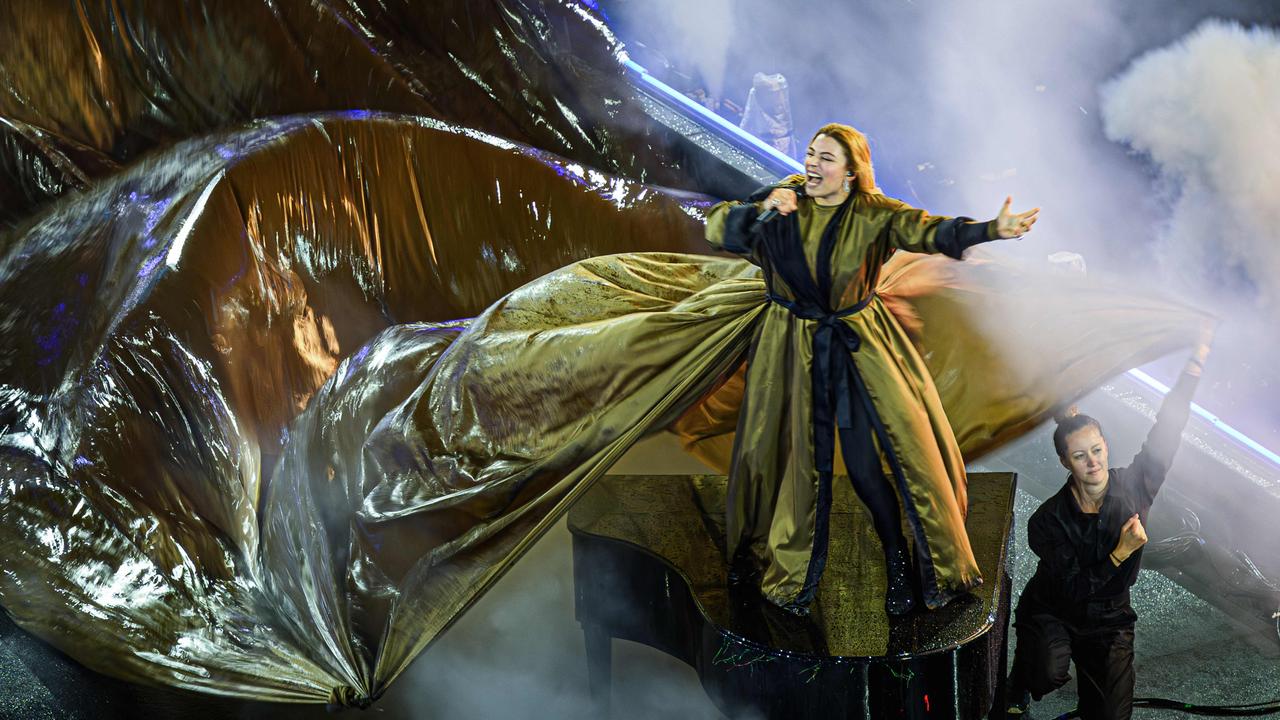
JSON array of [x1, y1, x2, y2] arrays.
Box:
[[584, 623, 613, 717], [988, 572, 1013, 720]]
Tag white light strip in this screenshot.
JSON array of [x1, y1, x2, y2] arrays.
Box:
[[621, 56, 1280, 473], [1127, 368, 1280, 468], [622, 59, 803, 173]]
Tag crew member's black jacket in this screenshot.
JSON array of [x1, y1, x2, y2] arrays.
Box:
[[1018, 371, 1199, 628]]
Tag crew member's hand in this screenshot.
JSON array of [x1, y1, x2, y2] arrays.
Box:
[[994, 196, 1040, 238], [1114, 513, 1148, 561], [760, 188, 800, 216], [1187, 318, 1215, 374]]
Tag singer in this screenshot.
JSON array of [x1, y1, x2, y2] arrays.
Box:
[[706, 123, 1039, 615]]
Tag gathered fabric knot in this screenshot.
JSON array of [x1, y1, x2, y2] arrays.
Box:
[[327, 685, 376, 710], [766, 291, 876, 354]]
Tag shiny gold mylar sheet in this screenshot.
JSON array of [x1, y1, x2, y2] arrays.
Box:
[[0, 115, 718, 702], [0, 112, 1206, 703], [0, 0, 717, 229]]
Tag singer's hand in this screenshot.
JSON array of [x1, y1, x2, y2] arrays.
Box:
[[994, 196, 1040, 239], [760, 188, 800, 216]]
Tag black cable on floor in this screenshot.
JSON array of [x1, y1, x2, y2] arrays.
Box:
[[1051, 697, 1280, 718], [1136, 697, 1280, 716]]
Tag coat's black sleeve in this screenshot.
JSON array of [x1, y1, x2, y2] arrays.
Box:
[[1130, 370, 1200, 507], [705, 176, 805, 259]]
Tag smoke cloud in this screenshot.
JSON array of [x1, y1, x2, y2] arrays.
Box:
[[383, 436, 731, 720], [1100, 19, 1280, 310]]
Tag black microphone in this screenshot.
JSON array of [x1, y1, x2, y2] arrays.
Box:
[[754, 185, 806, 227], [755, 206, 781, 225]]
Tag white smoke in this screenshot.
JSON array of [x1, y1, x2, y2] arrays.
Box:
[[385, 435, 728, 720], [1100, 19, 1280, 309], [619, 0, 734, 97], [871, 0, 1163, 268]]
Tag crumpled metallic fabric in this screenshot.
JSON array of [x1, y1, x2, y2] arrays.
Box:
[[270, 252, 765, 694], [0, 0, 719, 230], [0, 107, 1206, 700], [0, 114, 715, 702]]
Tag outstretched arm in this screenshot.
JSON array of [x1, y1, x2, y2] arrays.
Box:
[[1132, 321, 1215, 504], [887, 196, 1039, 259]]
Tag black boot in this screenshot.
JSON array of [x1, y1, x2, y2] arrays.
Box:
[[884, 542, 916, 617], [727, 551, 760, 590]]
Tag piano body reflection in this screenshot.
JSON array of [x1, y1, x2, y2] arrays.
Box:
[[567, 473, 1017, 719]]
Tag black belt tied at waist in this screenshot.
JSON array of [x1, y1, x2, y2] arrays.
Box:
[[766, 291, 879, 457], [766, 291, 877, 351]]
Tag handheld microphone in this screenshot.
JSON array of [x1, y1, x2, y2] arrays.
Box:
[[754, 186, 806, 227], [756, 206, 780, 224]]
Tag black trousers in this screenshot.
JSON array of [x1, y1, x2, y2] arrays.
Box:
[[837, 423, 906, 557], [1010, 611, 1135, 720]]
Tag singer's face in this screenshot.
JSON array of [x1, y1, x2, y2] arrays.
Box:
[[804, 134, 852, 204]]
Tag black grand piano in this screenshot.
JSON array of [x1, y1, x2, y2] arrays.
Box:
[[568, 472, 1017, 719]]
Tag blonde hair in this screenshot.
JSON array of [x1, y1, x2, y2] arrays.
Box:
[[810, 123, 880, 195]]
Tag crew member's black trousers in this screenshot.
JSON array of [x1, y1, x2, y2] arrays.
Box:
[[1010, 611, 1135, 720]]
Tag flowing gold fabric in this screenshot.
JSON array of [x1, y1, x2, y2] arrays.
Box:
[[672, 252, 1208, 471], [0, 115, 715, 702]]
